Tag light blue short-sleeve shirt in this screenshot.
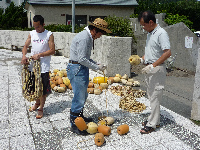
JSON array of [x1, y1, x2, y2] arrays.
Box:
[[145, 25, 170, 64]]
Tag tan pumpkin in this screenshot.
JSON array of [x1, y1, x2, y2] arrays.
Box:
[[53, 69, 59, 73], [57, 71, 64, 77], [94, 88, 102, 95], [53, 86, 58, 92], [115, 74, 122, 78], [108, 77, 114, 84], [68, 84, 72, 90], [94, 133, 105, 147], [104, 117, 115, 125], [60, 84, 66, 90], [57, 87, 65, 93], [113, 77, 121, 83], [52, 80, 58, 86], [51, 83, 56, 89], [100, 83, 108, 89], [63, 72, 67, 77], [87, 88, 94, 94], [55, 76, 60, 80], [88, 82, 94, 88], [57, 77, 63, 85], [86, 122, 98, 134], [50, 80, 54, 86]]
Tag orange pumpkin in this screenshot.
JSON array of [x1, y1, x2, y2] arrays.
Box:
[[117, 124, 129, 135], [94, 133, 105, 146], [68, 84, 72, 90], [74, 117, 87, 131], [97, 125, 111, 136]]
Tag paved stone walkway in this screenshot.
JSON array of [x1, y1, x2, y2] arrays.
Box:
[[0, 49, 200, 150]]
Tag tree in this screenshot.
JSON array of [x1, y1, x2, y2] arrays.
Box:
[[134, 0, 200, 31], [0, 2, 27, 30]]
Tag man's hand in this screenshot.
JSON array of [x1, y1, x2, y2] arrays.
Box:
[[141, 64, 154, 74], [32, 54, 41, 60], [21, 55, 29, 65], [98, 64, 107, 71]]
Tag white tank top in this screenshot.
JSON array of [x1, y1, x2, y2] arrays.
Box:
[[29, 29, 52, 73]]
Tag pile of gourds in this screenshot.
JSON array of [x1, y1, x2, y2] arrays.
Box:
[[75, 116, 129, 147], [49, 69, 142, 95], [109, 85, 146, 113], [49, 69, 71, 93]]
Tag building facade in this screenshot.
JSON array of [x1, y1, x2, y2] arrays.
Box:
[[24, 0, 138, 28]]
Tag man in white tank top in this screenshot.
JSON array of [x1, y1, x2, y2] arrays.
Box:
[[21, 15, 55, 119]]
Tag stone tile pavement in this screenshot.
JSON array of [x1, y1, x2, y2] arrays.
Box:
[[0, 49, 200, 150]]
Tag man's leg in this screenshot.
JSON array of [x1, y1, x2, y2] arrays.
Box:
[[69, 65, 89, 135], [29, 98, 40, 111], [36, 95, 47, 119]]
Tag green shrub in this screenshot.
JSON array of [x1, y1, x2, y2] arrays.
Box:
[[164, 13, 194, 31], [104, 15, 135, 39]]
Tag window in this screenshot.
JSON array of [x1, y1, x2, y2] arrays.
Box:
[[66, 15, 87, 27]]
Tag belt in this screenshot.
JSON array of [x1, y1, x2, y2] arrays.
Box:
[[69, 60, 80, 64]]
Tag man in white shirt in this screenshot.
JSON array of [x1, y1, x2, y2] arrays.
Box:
[[21, 15, 55, 119], [138, 11, 171, 134]]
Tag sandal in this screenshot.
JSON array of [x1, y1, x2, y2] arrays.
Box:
[[29, 103, 40, 112], [142, 121, 160, 128], [36, 109, 43, 119], [140, 126, 155, 134]]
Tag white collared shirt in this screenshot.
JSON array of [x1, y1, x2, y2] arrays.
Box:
[[145, 25, 170, 64], [84, 26, 93, 40]]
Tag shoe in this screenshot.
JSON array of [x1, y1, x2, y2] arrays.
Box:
[[70, 125, 88, 135], [140, 126, 155, 134], [29, 103, 40, 112], [36, 109, 43, 119], [79, 109, 93, 122], [142, 121, 160, 128]]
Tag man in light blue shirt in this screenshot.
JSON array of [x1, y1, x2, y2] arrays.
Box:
[[138, 11, 171, 134], [67, 18, 111, 135]]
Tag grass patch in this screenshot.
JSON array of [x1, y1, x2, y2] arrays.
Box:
[[190, 119, 200, 126]]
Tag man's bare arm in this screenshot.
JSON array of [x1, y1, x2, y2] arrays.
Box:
[[21, 34, 31, 64], [153, 49, 171, 67]]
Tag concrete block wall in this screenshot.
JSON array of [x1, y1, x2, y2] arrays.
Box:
[[192, 48, 200, 120], [0, 30, 132, 77], [92, 36, 132, 77], [0, 30, 30, 49], [165, 23, 199, 72]]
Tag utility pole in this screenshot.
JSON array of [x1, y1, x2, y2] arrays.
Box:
[[72, 0, 75, 33]]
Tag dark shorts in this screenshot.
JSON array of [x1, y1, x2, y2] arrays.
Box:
[[28, 72, 51, 95]]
